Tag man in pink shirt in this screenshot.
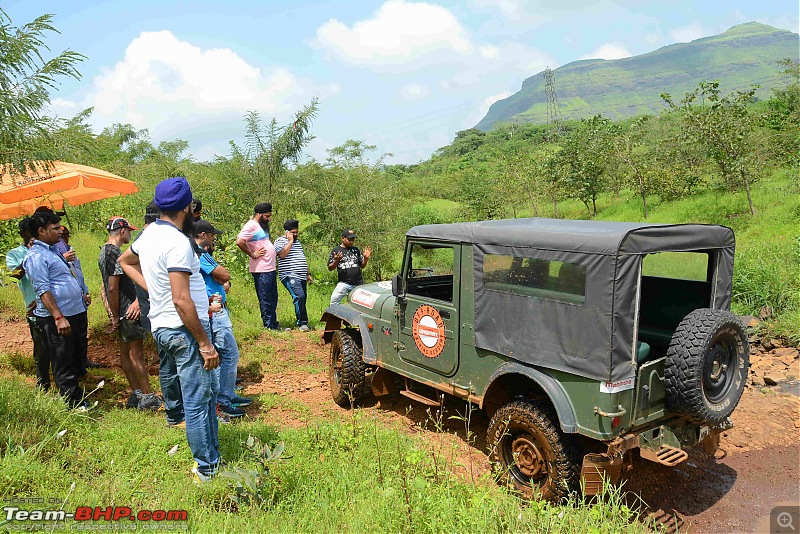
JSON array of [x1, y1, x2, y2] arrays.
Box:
[[235, 202, 280, 330]]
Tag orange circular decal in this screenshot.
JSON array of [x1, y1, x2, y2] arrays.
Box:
[[412, 305, 446, 358]]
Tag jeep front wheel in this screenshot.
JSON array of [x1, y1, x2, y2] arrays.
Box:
[[487, 401, 579, 502], [329, 329, 367, 407], [665, 308, 749, 425]]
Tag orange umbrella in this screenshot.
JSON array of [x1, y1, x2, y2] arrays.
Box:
[[0, 161, 139, 220]]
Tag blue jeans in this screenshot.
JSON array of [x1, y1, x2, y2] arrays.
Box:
[[252, 271, 279, 329], [330, 282, 355, 307], [281, 277, 308, 327], [153, 320, 220, 476], [210, 307, 239, 408]]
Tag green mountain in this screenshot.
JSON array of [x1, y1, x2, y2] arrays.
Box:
[[476, 22, 799, 131]]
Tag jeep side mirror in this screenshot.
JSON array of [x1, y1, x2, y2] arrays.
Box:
[[392, 274, 403, 298]]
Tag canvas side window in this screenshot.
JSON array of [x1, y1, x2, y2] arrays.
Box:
[[642, 252, 709, 281], [483, 254, 586, 305], [405, 243, 455, 302]]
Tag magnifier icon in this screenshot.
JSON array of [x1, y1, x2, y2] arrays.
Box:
[[778, 511, 795, 531]]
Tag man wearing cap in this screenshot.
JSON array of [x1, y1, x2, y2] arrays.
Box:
[[193, 220, 252, 418], [6, 218, 50, 390], [23, 211, 90, 409], [328, 229, 372, 306], [235, 202, 280, 330], [192, 198, 203, 222], [274, 220, 312, 331], [119, 177, 221, 483], [98, 216, 162, 411]]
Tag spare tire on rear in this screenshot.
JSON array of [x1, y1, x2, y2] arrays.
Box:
[[664, 308, 749, 425]]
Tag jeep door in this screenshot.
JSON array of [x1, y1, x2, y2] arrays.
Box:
[[397, 241, 460, 376]]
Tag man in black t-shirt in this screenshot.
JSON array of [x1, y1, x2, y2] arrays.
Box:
[[328, 229, 371, 306], [98, 216, 162, 411]]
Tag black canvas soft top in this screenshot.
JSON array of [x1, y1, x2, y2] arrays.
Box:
[[407, 218, 734, 256], [406, 218, 736, 382]]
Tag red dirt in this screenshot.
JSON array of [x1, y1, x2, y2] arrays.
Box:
[[2, 316, 798, 532]]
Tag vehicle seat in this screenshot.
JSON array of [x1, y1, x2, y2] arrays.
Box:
[[636, 341, 651, 364]]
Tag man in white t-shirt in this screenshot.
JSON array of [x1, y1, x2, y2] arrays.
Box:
[[235, 202, 280, 330], [119, 177, 221, 483]]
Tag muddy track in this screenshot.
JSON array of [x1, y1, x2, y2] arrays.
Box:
[[1, 316, 798, 533]]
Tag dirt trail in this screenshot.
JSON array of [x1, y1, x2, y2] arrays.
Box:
[[1, 316, 798, 532]]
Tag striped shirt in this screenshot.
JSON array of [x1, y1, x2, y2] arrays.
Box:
[[273, 236, 308, 280]]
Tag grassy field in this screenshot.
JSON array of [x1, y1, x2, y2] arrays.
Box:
[[0, 373, 654, 533]]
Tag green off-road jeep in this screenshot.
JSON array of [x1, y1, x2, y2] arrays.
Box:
[[321, 218, 749, 501]]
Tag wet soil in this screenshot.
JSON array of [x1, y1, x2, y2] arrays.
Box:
[[2, 316, 798, 532]]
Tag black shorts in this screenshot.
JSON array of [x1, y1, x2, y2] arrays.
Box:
[[118, 318, 146, 343]]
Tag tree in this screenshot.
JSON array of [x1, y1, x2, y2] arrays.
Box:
[[238, 99, 319, 198], [558, 115, 611, 216], [0, 9, 85, 173], [662, 81, 760, 215], [609, 117, 655, 219]]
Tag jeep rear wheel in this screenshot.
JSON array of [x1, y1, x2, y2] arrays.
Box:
[[665, 308, 749, 425], [330, 329, 367, 407], [487, 401, 580, 502]]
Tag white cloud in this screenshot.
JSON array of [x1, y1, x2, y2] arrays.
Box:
[[579, 43, 631, 60], [52, 30, 331, 161], [669, 22, 710, 43], [314, 0, 472, 67], [93, 31, 301, 124], [464, 91, 512, 128], [400, 83, 431, 100], [469, 0, 549, 27]]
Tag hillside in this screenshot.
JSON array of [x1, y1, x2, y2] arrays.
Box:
[[476, 22, 799, 130]]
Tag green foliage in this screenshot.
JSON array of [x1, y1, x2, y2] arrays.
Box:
[[662, 81, 761, 215], [220, 435, 284, 507], [0, 9, 85, 171]]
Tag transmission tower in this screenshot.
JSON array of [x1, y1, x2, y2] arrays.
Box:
[[544, 67, 563, 140]]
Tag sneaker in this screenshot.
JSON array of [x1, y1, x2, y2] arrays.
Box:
[[85, 360, 104, 369], [138, 393, 163, 411], [299, 324, 311, 332], [217, 404, 246, 418], [284, 327, 292, 332], [191, 464, 215, 484], [126, 390, 141, 409], [234, 384, 244, 392], [167, 420, 186, 429], [230, 395, 253, 407]]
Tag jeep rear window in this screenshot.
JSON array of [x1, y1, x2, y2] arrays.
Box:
[[483, 254, 586, 305], [642, 252, 709, 281]]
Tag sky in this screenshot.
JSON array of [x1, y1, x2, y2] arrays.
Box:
[[3, 1, 799, 165]]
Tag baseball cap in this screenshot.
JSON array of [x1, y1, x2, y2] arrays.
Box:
[[342, 229, 357, 239], [254, 202, 272, 214], [145, 201, 159, 217], [193, 219, 222, 235], [106, 216, 139, 232]]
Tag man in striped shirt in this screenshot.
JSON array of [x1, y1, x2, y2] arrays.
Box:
[[273, 220, 312, 331]]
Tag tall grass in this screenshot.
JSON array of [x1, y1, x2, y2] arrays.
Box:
[[0, 378, 652, 533]]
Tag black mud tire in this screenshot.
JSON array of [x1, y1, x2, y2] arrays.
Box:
[[487, 401, 581, 503], [664, 308, 749, 425], [329, 329, 367, 407]]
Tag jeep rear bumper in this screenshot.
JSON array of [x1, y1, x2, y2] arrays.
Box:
[[581, 417, 732, 495]]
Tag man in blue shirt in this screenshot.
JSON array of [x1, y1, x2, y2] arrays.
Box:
[[5, 218, 50, 390], [23, 212, 90, 409], [193, 219, 252, 418]]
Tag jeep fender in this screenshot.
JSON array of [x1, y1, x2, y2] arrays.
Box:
[[482, 363, 578, 434], [321, 305, 377, 365]]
